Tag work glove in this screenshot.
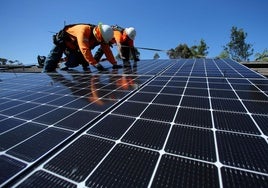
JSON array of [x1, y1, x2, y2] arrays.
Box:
[[134, 57, 140, 62], [121, 56, 127, 60]]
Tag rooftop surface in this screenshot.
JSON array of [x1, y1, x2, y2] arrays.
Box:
[[1, 59, 268, 187]]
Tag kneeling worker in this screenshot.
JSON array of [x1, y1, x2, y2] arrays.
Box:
[[94, 25, 139, 68], [43, 23, 122, 72]]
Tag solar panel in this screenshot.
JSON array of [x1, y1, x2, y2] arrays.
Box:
[[1, 58, 268, 187]]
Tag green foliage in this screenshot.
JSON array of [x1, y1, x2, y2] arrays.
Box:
[[0, 58, 23, 66], [167, 39, 209, 59], [167, 44, 192, 59], [217, 50, 230, 59], [255, 49, 268, 62], [0, 58, 8, 65], [197, 39, 209, 57], [223, 26, 254, 62]]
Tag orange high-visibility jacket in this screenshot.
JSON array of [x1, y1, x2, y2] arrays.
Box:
[[113, 30, 134, 47], [65, 25, 116, 65]]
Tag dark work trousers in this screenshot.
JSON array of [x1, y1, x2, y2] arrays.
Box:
[[43, 44, 88, 72], [43, 44, 65, 72], [62, 49, 89, 69]]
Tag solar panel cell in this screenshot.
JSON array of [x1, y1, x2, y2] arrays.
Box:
[[0, 118, 26, 133], [231, 83, 259, 91], [141, 104, 177, 122], [166, 125, 216, 161], [236, 90, 268, 101], [44, 135, 114, 182], [152, 94, 181, 106], [221, 167, 268, 188], [217, 131, 268, 173], [213, 111, 261, 134], [33, 107, 77, 126], [184, 88, 209, 97], [88, 114, 135, 139], [85, 144, 159, 187], [7, 127, 72, 162], [210, 89, 238, 99], [160, 86, 184, 95], [180, 96, 210, 109], [0, 102, 38, 116], [122, 119, 170, 149], [151, 154, 219, 188], [252, 115, 268, 135], [15, 105, 56, 120], [128, 92, 156, 103], [55, 110, 100, 130], [175, 107, 212, 128], [84, 98, 117, 112], [211, 98, 247, 112], [0, 122, 46, 151], [243, 100, 268, 115], [0, 155, 26, 185], [16, 170, 76, 188]]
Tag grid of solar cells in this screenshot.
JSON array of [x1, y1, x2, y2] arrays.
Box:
[[1, 59, 268, 187]]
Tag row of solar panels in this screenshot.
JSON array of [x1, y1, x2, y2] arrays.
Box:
[[1, 59, 267, 187]]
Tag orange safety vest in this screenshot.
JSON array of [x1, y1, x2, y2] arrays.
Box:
[[113, 30, 134, 47], [64, 24, 116, 65]]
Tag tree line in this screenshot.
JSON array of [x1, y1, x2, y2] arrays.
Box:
[[0, 58, 23, 66], [156, 26, 268, 62]]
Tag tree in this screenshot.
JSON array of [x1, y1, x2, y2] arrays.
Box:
[[0, 58, 8, 65], [167, 49, 176, 59], [255, 49, 268, 62], [223, 26, 254, 62], [167, 44, 193, 59], [8, 60, 15, 65], [167, 39, 209, 59], [217, 50, 230, 59], [196, 39, 209, 57], [153, 53, 160, 59]]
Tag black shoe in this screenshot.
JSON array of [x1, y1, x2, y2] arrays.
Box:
[[123, 61, 131, 68], [60, 66, 69, 71], [37, 55, 46, 67], [94, 63, 107, 71], [42, 69, 57, 73], [83, 67, 91, 72], [112, 64, 123, 69]]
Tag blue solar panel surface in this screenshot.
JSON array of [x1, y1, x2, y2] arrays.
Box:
[[0, 59, 268, 187]]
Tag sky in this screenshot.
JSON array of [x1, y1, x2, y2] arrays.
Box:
[[0, 0, 267, 65]]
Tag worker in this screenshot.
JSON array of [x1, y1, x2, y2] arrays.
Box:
[[42, 23, 122, 72], [94, 25, 139, 68]]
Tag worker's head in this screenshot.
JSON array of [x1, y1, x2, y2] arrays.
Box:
[[124, 27, 136, 40], [94, 24, 114, 43]]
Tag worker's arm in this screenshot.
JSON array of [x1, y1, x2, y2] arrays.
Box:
[[75, 27, 98, 65], [101, 43, 117, 65]]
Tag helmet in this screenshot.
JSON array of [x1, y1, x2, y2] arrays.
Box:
[[99, 24, 114, 43], [125, 27, 136, 40]]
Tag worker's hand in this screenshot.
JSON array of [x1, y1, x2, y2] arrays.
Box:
[[134, 57, 140, 62]]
